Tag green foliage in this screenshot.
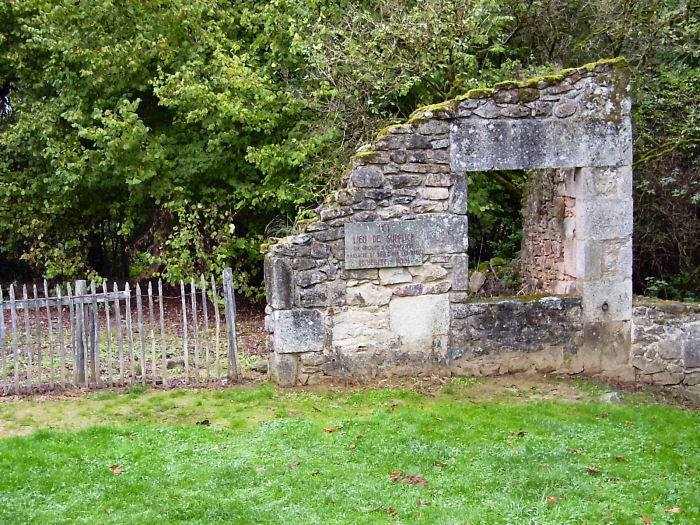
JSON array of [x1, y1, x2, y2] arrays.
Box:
[[0, 0, 697, 299]]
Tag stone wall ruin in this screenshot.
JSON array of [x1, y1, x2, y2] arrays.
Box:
[[263, 59, 689, 388]]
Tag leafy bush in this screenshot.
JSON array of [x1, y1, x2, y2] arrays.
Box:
[[1, 0, 697, 300]]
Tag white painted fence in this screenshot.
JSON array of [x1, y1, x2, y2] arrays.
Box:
[[0, 268, 239, 394]]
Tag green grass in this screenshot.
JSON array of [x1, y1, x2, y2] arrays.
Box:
[[0, 378, 698, 524]]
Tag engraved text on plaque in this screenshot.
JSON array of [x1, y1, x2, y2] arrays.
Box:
[[345, 221, 423, 269]]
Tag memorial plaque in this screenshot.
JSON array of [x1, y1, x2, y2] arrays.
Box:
[[345, 221, 423, 269]]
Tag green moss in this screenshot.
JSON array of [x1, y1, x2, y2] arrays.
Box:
[[493, 81, 518, 90], [296, 217, 320, 230], [351, 149, 381, 162], [517, 88, 539, 103], [455, 88, 494, 100], [375, 123, 405, 141], [408, 100, 458, 119]]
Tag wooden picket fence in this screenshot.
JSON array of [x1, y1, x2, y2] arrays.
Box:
[[0, 268, 239, 395]]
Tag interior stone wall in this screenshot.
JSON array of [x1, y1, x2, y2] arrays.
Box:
[[264, 59, 635, 387], [520, 168, 578, 295]]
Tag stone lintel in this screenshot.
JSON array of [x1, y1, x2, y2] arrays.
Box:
[[450, 118, 631, 172]]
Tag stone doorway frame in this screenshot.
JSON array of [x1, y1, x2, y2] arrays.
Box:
[[264, 59, 633, 386]]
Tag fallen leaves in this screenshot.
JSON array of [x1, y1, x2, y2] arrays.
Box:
[[255, 467, 265, 473], [323, 427, 337, 433], [369, 505, 398, 516], [566, 448, 583, 454], [665, 507, 682, 514], [110, 464, 125, 474], [544, 496, 557, 504], [401, 475, 428, 486], [642, 514, 651, 524], [196, 419, 210, 426], [389, 471, 428, 486], [416, 499, 431, 506], [289, 461, 301, 469], [585, 467, 601, 475]]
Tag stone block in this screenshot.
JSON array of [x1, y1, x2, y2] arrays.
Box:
[[684, 372, 700, 386], [351, 165, 384, 188], [418, 214, 469, 254], [450, 119, 630, 171], [473, 101, 499, 119], [418, 187, 450, 200], [657, 340, 682, 360], [415, 120, 450, 135], [347, 283, 393, 306], [650, 371, 684, 386], [425, 281, 451, 294], [580, 166, 632, 199], [296, 270, 326, 289], [632, 355, 667, 374], [379, 268, 413, 285], [431, 138, 450, 149], [425, 173, 452, 187], [387, 174, 423, 188], [683, 336, 700, 368], [581, 321, 631, 371], [378, 134, 432, 150], [378, 205, 411, 219], [449, 174, 468, 214], [393, 283, 423, 297], [451, 254, 470, 291], [499, 105, 531, 118], [389, 294, 450, 353], [272, 309, 325, 354], [553, 98, 577, 118], [320, 206, 353, 222], [580, 278, 632, 322], [412, 200, 446, 213], [365, 188, 393, 200], [576, 199, 632, 241], [331, 307, 392, 349], [269, 352, 299, 387], [298, 280, 345, 308], [300, 352, 329, 367], [264, 256, 293, 309], [409, 263, 449, 282]]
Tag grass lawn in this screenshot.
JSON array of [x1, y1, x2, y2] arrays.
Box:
[[0, 375, 698, 524]]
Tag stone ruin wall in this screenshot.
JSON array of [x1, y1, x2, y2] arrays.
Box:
[[263, 58, 697, 391], [632, 300, 700, 388], [520, 168, 578, 295]]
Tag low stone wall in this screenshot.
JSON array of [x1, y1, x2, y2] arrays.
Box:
[[632, 299, 700, 388], [450, 295, 584, 376]]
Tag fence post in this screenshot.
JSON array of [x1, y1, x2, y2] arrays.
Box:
[[222, 268, 239, 381], [74, 280, 87, 386]]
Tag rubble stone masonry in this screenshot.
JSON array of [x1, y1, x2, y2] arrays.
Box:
[[263, 59, 699, 389]]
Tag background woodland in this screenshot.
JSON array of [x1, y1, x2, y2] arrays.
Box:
[[0, 0, 697, 300]]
